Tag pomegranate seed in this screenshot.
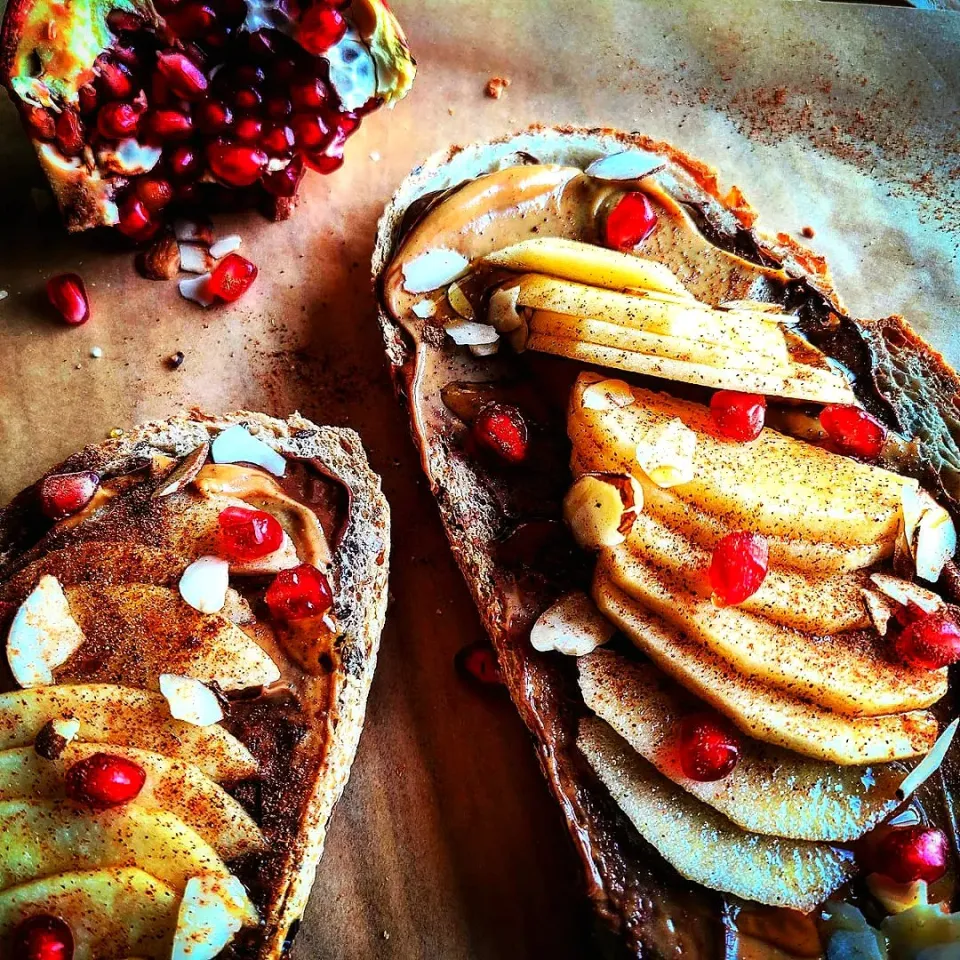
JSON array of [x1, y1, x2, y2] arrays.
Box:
[[234, 87, 262, 111], [262, 124, 294, 155], [708, 531, 769, 606], [117, 196, 153, 239], [471, 403, 529, 464], [96, 101, 140, 139], [65, 752, 146, 809], [77, 83, 99, 115], [819, 404, 886, 460], [155, 51, 209, 100], [135, 177, 174, 213], [206, 141, 268, 186], [207, 253, 258, 302], [54, 109, 84, 156], [167, 144, 202, 179], [265, 563, 332, 621], [217, 506, 284, 559], [868, 826, 949, 884], [269, 56, 297, 86], [45, 274, 90, 326], [262, 155, 305, 197], [107, 9, 142, 32], [196, 99, 233, 134], [95, 59, 135, 101], [894, 611, 960, 670], [163, 2, 216, 39], [10, 915, 74, 960], [143, 108, 193, 142], [710, 391, 767, 442], [291, 112, 329, 150], [265, 95, 292, 119], [234, 64, 265, 87], [304, 150, 343, 174], [604, 191, 659, 250], [290, 76, 327, 111], [151, 71, 173, 106], [297, 4, 346, 54], [455, 641, 503, 686], [245, 28, 276, 59], [676, 712, 740, 781], [38, 471, 99, 519], [110, 44, 140, 67], [23, 105, 55, 140], [234, 116, 264, 143]]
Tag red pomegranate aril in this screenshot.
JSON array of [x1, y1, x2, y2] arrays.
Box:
[[233, 87, 262, 111], [54, 109, 84, 156], [471, 403, 529, 464], [163, 2, 216, 40], [208, 253, 258, 301], [110, 44, 140, 67], [304, 150, 343, 174], [297, 4, 346, 54], [262, 124, 294, 155], [155, 51, 209, 100], [245, 28, 276, 59], [135, 177, 174, 213], [96, 101, 140, 139], [65, 752, 146, 809], [206, 141, 269, 186], [265, 563, 332, 621], [77, 83, 99, 115], [234, 64, 265, 87], [23, 105, 55, 140], [709, 531, 769, 606], [107, 9, 142, 32], [456, 641, 503, 686], [196, 99, 233, 134], [710, 391, 767, 442], [117, 195, 153, 238], [895, 611, 960, 670], [234, 116, 264, 143], [39, 471, 99, 519], [144, 108, 193, 142], [604, 191, 659, 250], [262, 155, 304, 197], [167, 144, 202, 179], [10, 915, 74, 960], [95, 59, 135, 101], [868, 826, 949, 884], [676, 712, 740, 781], [265, 95, 292, 120], [819, 404, 886, 460], [290, 76, 327, 111], [45, 274, 90, 326], [217, 506, 284, 559], [291, 112, 329, 150], [269, 56, 297, 86]]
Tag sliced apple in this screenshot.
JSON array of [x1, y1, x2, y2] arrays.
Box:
[[618, 511, 870, 635], [0, 744, 264, 861], [61, 584, 280, 691], [0, 868, 177, 960], [578, 717, 856, 911], [596, 553, 945, 717], [578, 652, 902, 841], [0, 684, 257, 781], [592, 577, 937, 764], [569, 374, 909, 545], [482, 237, 694, 298], [0, 799, 231, 893]]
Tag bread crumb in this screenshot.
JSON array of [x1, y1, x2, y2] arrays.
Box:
[[485, 76, 510, 99], [800, 225, 815, 239]]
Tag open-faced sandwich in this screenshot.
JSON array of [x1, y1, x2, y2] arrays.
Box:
[[0, 410, 389, 959], [374, 126, 960, 957], [0, 0, 415, 234]]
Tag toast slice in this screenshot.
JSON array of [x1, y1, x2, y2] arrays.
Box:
[[374, 126, 960, 956], [0, 410, 390, 960]]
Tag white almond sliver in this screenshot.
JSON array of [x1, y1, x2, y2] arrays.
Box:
[[174, 217, 213, 243], [897, 718, 959, 801], [447, 281, 475, 319], [179, 273, 216, 308], [52, 718, 81, 744], [868, 573, 943, 615], [179, 556, 229, 614], [171, 874, 257, 960], [635, 418, 696, 488], [488, 285, 523, 332], [915, 505, 956, 583], [402, 249, 470, 294], [469, 341, 499, 357], [209, 235, 242, 259], [411, 299, 436, 319], [179, 243, 214, 274], [211, 424, 287, 476], [159, 674, 224, 727], [445, 321, 499, 346], [861, 588, 895, 636], [582, 378, 636, 411], [585, 150, 665, 181], [530, 591, 615, 656]]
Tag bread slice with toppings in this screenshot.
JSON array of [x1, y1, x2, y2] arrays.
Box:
[[0, 410, 390, 960]]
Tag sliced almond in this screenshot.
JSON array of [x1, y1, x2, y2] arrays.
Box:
[[209, 235, 242, 259], [916, 504, 956, 583], [469, 341, 499, 357], [153, 442, 211, 499], [412, 299, 436, 319], [584, 150, 665, 181], [401, 248, 470, 294], [159, 674, 224, 727], [861, 588, 895, 636], [447, 281, 475, 320], [211, 424, 286, 477], [179, 242, 214, 275], [564, 473, 643, 549], [444, 320, 499, 346], [897, 718, 959, 801], [868, 573, 943, 615], [530, 591, 615, 655], [488, 284, 523, 332], [174, 217, 214, 244], [178, 557, 229, 614], [172, 873, 257, 960], [635, 418, 696, 488], [179, 273, 215, 308], [581, 378, 636, 411]]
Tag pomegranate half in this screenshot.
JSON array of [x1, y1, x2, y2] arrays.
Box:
[[0, 0, 415, 233]]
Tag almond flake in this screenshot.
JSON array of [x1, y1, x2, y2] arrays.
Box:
[[861, 588, 894, 636], [211, 424, 286, 476], [530, 591, 615, 656], [582, 378, 636, 411], [447, 281, 475, 320], [868, 573, 943, 615], [209, 235, 242, 259], [179, 556, 229, 614], [564, 473, 643, 549], [469, 341, 499, 357], [585, 150, 665, 181], [444, 320, 499, 346], [411, 299, 436, 319], [897, 718, 959, 801], [402, 249, 470, 294], [174, 217, 214, 244], [159, 674, 224, 727], [179, 243, 214, 274], [153, 442, 210, 499], [179, 273, 215, 308], [488, 284, 523, 332]]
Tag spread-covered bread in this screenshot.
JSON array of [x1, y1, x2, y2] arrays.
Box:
[[374, 126, 960, 957], [0, 410, 390, 959]]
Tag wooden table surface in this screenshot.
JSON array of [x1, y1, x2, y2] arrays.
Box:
[[0, 1, 957, 957]]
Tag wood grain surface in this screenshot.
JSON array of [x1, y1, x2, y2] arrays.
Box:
[[0, 1, 957, 957]]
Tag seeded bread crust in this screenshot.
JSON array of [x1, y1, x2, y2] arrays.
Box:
[[0, 409, 391, 960]]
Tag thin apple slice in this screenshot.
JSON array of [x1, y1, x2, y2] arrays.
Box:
[[482, 237, 694, 298], [593, 576, 937, 764], [579, 652, 902, 841], [596, 553, 945, 717], [0, 868, 177, 960], [578, 717, 855, 910], [570, 374, 907, 545], [619, 511, 870, 635], [62, 584, 279, 691], [0, 744, 264, 861], [570, 447, 887, 574], [0, 799, 231, 893], [0, 684, 257, 781]]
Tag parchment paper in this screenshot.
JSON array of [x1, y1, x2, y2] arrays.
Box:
[[0, 1, 957, 956]]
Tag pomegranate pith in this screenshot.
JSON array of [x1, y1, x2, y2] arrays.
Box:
[[10, 915, 74, 960], [208, 253, 258, 302], [604, 191, 658, 250], [297, 5, 347, 54], [866, 826, 949, 884], [38, 471, 99, 519], [819, 404, 886, 460], [710, 391, 766, 442], [894, 612, 960, 670], [46, 274, 90, 326], [65, 752, 146, 808], [676, 712, 740, 781], [265, 563, 333, 621], [471, 403, 529, 464], [217, 506, 284, 559], [708, 531, 769, 606]]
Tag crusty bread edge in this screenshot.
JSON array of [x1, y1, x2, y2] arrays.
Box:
[[0, 409, 391, 960]]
